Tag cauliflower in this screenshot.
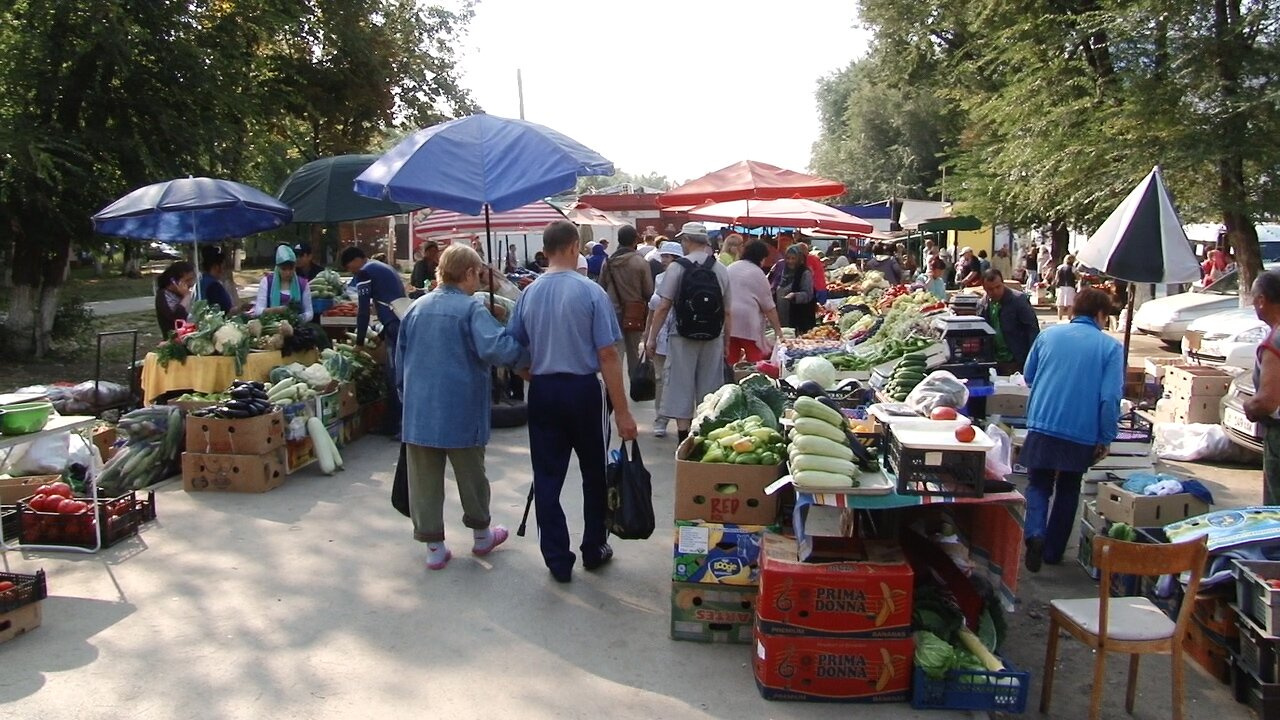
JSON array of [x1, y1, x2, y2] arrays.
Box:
[[300, 363, 333, 389], [247, 319, 264, 338], [278, 320, 294, 338], [213, 323, 246, 355], [186, 336, 216, 356]]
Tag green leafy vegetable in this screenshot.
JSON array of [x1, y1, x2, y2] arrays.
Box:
[[914, 631, 957, 680]]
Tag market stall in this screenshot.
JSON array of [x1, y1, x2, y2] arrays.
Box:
[[141, 348, 320, 403]]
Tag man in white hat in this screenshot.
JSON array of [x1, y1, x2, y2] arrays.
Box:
[[645, 222, 732, 443]]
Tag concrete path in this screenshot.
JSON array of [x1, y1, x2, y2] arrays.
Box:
[[88, 288, 259, 317]]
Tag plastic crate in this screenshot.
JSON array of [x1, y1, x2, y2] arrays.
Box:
[[885, 429, 985, 498], [0, 569, 46, 614], [1234, 560, 1280, 637], [0, 506, 15, 544], [1115, 411, 1153, 443], [1232, 661, 1280, 718], [1237, 611, 1280, 683], [910, 662, 1030, 713], [17, 490, 156, 549]]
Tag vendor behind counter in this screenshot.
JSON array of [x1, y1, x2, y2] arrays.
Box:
[[254, 244, 314, 322], [977, 268, 1040, 374]]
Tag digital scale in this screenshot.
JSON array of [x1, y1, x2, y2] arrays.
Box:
[[948, 293, 982, 317], [932, 315, 998, 416]]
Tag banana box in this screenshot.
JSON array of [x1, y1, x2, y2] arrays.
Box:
[[753, 624, 913, 703], [757, 533, 912, 638], [673, 521, 774, 586], [669, 582, 757, 643]]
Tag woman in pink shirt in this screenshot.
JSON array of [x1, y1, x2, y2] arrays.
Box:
[[727, 240, 786, 363]]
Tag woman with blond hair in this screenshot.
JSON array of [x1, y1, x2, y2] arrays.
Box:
[[718, 233, 743, 266], [395, 244, 530, 571]]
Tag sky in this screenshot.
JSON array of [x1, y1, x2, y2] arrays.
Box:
[[450, 0, 870, 184]]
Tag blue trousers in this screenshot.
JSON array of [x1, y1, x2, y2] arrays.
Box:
[[1025, 468, 1083, 564], [528, 373, 610, 574]]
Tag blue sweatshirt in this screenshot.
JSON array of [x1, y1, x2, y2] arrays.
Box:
[[353, 259, 406, 345], [1024, 316, 1123, 446]]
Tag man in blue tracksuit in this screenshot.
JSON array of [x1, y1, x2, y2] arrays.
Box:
[[508, 220, 638, 583], [1019, 287, 1123, 572], [340, 246, 407, 436]]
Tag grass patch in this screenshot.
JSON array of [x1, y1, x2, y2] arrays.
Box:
[[3, 310, 160, 392]]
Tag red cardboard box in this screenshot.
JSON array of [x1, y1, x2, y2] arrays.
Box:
[[756, 533, 913, 638], [753, 625, 913, 702]]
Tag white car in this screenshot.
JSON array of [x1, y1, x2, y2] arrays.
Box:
[[1181, 306, 1269, 369], [1133, 270, 1246, 348]]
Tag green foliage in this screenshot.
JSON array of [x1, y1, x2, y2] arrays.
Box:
[[50, 294, 97, 344], [574, 170, 674, 195]]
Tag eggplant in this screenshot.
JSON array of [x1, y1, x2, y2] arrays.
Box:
[[230, 387, 256, 400], [796, 380, 827, 398]]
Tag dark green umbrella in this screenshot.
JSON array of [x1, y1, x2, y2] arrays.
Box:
[[278, 154, 423, 223]]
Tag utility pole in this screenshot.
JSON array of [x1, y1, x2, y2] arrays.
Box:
[[517, 69, 525, 120]]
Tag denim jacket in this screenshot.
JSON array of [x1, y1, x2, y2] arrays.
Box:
[[395, 286, 529, 448]]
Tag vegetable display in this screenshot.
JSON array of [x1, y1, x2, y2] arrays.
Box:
[[309, 269, 347, 300], [786, 396, 860, 488], [96, 406, 184, 494], [691, 383, 781, 436], [883, 352, 928, 401], [688, 417, 785, 465], [795, 357, 837, 389], [306, 417, 345, 475], [189, 381, 274, 419]]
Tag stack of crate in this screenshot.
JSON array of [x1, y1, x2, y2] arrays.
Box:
[[1155, 365, 1232, 424], [1231, 560, 1280, 716], [182, 410, 286, 492]]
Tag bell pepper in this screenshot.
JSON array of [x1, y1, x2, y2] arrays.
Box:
[[735, 452, 762, 465], [759, 452, 779, 466], [718, 433, 745, 449], [701, 445, 726, 463], [731, 437, 757, 454], [706, 427, 735, 442], [750, 428, 779, 444]]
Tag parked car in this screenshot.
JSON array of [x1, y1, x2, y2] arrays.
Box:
[[1133, 270, 1247, 348], [145, 242, 183, 261], [1221, 373, 1264, 455], [1181, 307, 1270, 369]]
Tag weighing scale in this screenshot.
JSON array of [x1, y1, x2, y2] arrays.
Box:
[[932, 315, 998, 416], [948, 293, 982, 317]]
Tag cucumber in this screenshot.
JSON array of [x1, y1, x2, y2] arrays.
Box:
[[791, 434, 854, 461], [794, 470, 854, 488], [790, 453, 857, 475], [794, 396, 844, 427], [793, 417, 847, 443]]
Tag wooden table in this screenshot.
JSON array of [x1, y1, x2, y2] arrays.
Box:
[[139, 349, 319, 403]]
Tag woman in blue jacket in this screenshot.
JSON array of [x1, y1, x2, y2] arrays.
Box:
[[1021, 287, 1123, 572]]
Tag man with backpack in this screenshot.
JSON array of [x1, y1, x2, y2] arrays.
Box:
[[645, 222, 732, 443]]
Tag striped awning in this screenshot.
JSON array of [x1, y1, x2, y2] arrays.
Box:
[[411, 201, 565, 243]]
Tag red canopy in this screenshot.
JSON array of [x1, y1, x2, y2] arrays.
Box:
[[658, 160, 845, 208], [687, 198, 873, 234]]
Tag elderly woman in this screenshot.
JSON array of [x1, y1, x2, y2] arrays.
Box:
[[154, 260, 195, 336], [646, 241, 684, 438], [728, 240, 787, 363], [718, 233, 743, 266], [1245, 271, 1280, 504], [253, 245, 314, 322], [396, 244, 530, 570], [1021, 288, 1123, 572], [775, 244, 816, 333]]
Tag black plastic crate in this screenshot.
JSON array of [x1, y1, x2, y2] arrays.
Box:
[[1232, 660, 1280, 718], [1, 506, 15, 544], [0, 569, 47, 614], [17, 490, 156, 549], [1237, 611, 1280, 684], [1116, 411, 1153, 443], [884, 429, 985, 497]]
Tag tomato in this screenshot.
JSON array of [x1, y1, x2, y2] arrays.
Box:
[[57, 499, 87, 514], [47, 482, 73, 499], [931, 407, 959, 421], [954, 425, 977, 443]]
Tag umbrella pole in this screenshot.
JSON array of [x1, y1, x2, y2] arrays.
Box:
[[523, 233, 529, 267], [1122, 292, 1135, 374], [191, 211, 202, 299], [485, 204, 495, 306]]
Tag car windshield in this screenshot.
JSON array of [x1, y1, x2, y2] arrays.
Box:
[[1263, 242, 1280, 263], [1205, 271, 1239, 295]]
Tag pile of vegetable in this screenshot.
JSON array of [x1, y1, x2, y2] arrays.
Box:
[[156, 301, 250, 372], [262, 377, 318, 404], [305, 415, 345, 475], [689, 417, 785, 465], [787, 397, 865, 488], [912, 586, 1011, 683], [691, 376, 786, 436], [309, 269, 347, 300], [189, 381, 275, 419], [883, 352, 929, 401], [97, 406, 184, 494], [323, 303, 358, 317], [173, 391, 227, 404], [269, 362, 335, 392]]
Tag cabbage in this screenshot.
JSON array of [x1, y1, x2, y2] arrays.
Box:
[[795, 356, 837, 388], [914, 631, 958, 680]]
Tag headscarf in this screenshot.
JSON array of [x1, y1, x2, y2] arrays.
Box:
[[270, 244, 302, 309], [587, 243, 608, 275]]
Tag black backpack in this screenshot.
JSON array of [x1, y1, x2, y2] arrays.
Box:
[[673, 256, 724, 340]]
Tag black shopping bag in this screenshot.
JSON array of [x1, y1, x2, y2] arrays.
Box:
[[391, 443, 411, 518], [604, 440, 655, 540], [629, 356, 656, 402]]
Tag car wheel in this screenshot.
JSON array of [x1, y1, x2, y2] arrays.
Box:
[[490, 400, 528, 428]]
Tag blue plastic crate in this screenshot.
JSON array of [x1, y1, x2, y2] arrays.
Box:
[[312, 298, 335, 316], [910, 662, 1030, 713]]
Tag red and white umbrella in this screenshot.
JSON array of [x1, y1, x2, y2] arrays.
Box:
[[659, 160, 844, 208], [411, 200, 565, 245], [687, 197, 873, 234]]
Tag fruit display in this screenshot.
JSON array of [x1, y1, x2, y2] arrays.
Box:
[[798, 325, 841, 342], [96, 406, 184, 494], [688, 417, 785, 465], [883, 352, 929, 402], [323, 302, 358, 317], [309, 269, 347, 300]]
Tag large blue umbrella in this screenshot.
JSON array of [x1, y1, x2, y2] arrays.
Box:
[[353, 114, 614, 216], [92, 177, 293, 242]]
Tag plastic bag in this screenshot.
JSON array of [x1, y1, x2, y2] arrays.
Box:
[[984, 423, 1013, 480], [5, 432, 75, 476], [1154, 423, 1236, 462], [605, 441, 655, 540], [629, 356, 656, 402], [904, 370, 970, 416]]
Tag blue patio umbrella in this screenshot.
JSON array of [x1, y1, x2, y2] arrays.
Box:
[[92, 177, 293, 242]]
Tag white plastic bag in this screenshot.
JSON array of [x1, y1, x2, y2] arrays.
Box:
[[984, 423, 1013, 480], [6, 432, 73, 475], [904, 370, 970, 416], [1154, 423, 1234, 462]]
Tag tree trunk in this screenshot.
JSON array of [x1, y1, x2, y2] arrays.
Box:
[[3, 233, 70, 357], [1049, 220, 1070, 264], [1212, 0, 1259, 305], [121, 241, 142, 278]]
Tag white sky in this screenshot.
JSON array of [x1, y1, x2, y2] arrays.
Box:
[[451, 0, 870, 183]]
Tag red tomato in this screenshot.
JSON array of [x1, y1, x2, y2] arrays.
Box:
[[931, 407, 959, 421], [35, 484, 54, 497], [47, 482, 73, 499], [56, 498, 82, 514], [954, 425, 977, 443]]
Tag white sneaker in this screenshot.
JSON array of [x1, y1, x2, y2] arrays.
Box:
[[653, 416, 669, 438]]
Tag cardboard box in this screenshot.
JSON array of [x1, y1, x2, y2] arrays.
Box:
[[1154, 397, 1221, 425], [280, 401, 314, 442], [675, 436, 781, 525], [1145, 357, 1185, 380], [0, 475, 58, 505], [284, 438, 315, 474], [673, 521, 771, 586], [757, 533, 912, 639], [185, 410, 284, 455], [1095, 481, 1209, 527], [753, 625, 913, 703], [986, 390, 1029, 418], [1163, 365, 1232, 399], [338, 382, 360, 420], [792, 502, 858, 563], [343, 411, 367, 444], [91, 426, 118, 462], [0, 601, 42, 646], [182, 449, 286, 493], [669, 582, 756, 643]]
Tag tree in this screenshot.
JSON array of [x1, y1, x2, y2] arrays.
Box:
[[574, 170, 674, 195]]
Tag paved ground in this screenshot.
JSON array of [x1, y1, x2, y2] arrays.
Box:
[[87, 287, 257, 318], [0, 310, 1262, 720]]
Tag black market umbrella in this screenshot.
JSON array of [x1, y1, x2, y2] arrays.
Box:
[[278, 155, 424, 223], [1077, 166, 1201, 366]]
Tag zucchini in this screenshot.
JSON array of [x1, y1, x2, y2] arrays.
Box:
[[307, 417, 336, 475], [790, 453, 856, 475], [794, 396, 844, 427], [791, 434, 854, 461], [794, 470, 854, 488], [793, 417, 847, 443]]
